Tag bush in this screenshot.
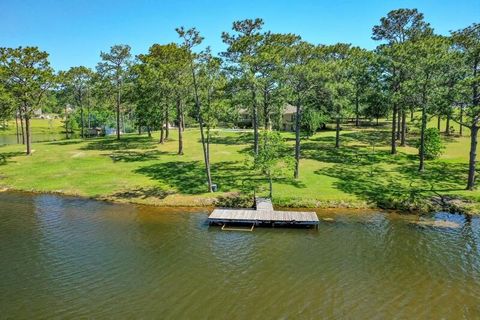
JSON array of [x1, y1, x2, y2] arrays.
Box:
[[417, 128, 444, 160]]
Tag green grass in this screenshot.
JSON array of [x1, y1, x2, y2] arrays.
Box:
[[0, 118, 64, 136], [0, 122, 479, 212]]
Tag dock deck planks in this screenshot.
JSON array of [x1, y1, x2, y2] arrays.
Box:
[[208, 198, 319, 227]]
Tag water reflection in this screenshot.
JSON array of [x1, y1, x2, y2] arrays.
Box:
[[0, 191, 479, 318], [0, 133, 69, 145]]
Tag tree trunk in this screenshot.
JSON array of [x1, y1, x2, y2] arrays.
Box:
[[467, 123, 478, 190], [252, 89, 259, 155], [116, 89, 121, 140], [410, 109, 414, 122], [400, 110, 406, 147], [294, 101, 301, 179], [138, 126, 142, 135], [263, 85, 270, 130], [391, 104, 397, 155], [335, 106, 341, 148], [418, 104, 427, 172], [25, 114, 31, 155], [437, 115, 441, 130], [80, 105, 84, 139], [269, 175, 273, 199], [177, 99, 183, 155], [397, 111, 401, 140], [147, 126, 151, 138], [159, 126, 164, 144], [207, 126, 210, 164], [190, 60, 212, 192], [460, 106, 464, 136], [65, 106, 70, 140], [419, 84, 429, 172], [355, 92, 359, 127], [19, 109, 25, 145], [165, 107, 169, 140], [466, 57, 479, 189], [15, 112, 20, 144], [446, 114, 451, 135], [87, 103, 91, 130]]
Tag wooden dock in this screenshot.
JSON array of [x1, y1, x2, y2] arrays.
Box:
[[208, 197, 319, 229]]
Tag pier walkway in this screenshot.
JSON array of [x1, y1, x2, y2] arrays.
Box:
[[208, 197, 319, 228]]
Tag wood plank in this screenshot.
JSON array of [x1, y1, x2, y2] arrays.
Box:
[[209, 207, 319, 225]]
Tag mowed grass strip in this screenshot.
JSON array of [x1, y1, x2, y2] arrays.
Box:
[[0, 124, 479, 209]]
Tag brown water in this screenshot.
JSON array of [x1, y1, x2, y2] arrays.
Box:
[[1, 192, 479, 319]]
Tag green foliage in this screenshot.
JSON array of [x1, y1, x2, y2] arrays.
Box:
[[253, 131, 293, 196], [0, 46, 55, 117], [372, 8, 432, 44], [301, 108, 327, 137], [0, 84, 15, 121], [416, 128, 444, 160]]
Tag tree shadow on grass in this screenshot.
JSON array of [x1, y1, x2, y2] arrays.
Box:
[[48, 140, 83, 146], [109, 150, 168, 162], [81, 135, 156, 151], [302, 141, 412, 166], [315, 160, 468, 209], [398, 162, 468, 191], [208, 132, 252, 145], [342, 129, 391, 147], [307, 129, 391, 148], [135, 160, 305, 195], [0, 151, 24, 166]]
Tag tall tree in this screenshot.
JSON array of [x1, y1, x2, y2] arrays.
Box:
[[0, 47, 55, 155], [139, 43, 190, 149], [222, 18, 264, 155], [373, 8, 432, 154], [59, 66, 94, 138], [198, 50, 227, 162], [96, 45, 132, 140], [285, 41, 320, 178], [323, 43, 354, 148], [403, 36, 450, 171], [253, 131, 293, 199], [0, 83, 16, 129], [349, 47, 376, 127], [176, 27, 213, 192], [451, 23, 480, 190], [256, 32, 300, 130], [130, 61, 163, 139]]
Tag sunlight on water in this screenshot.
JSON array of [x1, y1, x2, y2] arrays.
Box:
[[0, 192, 479, 318]]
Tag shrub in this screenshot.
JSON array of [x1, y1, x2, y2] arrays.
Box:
[[417, 128, 444, 160]]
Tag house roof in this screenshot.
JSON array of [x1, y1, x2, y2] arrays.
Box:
[[283, 104, 297, 115], [239, 103, 297, 115]]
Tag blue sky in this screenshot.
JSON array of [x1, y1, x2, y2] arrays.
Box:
[[1, 0, 478, 71]]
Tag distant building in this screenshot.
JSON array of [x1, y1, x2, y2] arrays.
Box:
[[33, 108, 43, 117], [237, 103, 297, 131], [280, 104, 297, 131], [86, 127, 104, 137]]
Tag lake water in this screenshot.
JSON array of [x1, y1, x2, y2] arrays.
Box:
[[1, 191, 479, 319], [0, 133, 67, 145]]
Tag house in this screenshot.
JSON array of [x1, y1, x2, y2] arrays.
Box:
[[86, 127, 104, 137], [280, 104, 297, 131], [237, 103, 298, 131], [33, 108, 42, 117]]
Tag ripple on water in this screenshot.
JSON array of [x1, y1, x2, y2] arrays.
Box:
[[0, 192, 479, 318]]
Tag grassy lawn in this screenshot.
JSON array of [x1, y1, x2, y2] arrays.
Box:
[[0, 123, 479, 212], [0, 118, 64, 136]]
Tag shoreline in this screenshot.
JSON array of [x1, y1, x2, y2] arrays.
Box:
[[1, 186, 476, 216]]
